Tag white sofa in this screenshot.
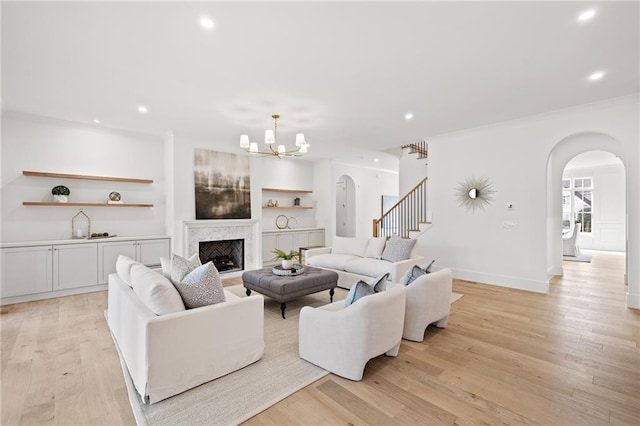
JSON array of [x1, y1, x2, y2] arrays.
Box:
[[402, 267, 452, 342], [299, 284, 406, 381], [305, 236, 424, 289], [107, 260, 264, 404]]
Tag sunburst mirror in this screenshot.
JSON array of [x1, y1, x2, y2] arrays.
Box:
[[455, 176, 496, 213]]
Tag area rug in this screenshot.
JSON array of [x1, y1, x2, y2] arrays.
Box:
[[563, 250, 593, 263], [116, 285, 348, 426], [114, 285, 465, 425]]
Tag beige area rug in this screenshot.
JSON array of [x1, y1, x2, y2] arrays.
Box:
[[117, 284, 347, 426], [115, 285, 465, 425]]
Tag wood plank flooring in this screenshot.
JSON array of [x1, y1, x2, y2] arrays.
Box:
[[1, 251, 638, 425]]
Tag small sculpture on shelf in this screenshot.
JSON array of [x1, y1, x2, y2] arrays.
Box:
[[267, 199, 275, 207], [294, 197, 301, 206], [52, 185, 70, 203], [71, 209, 90, 239], [108, 191, 123, 204]]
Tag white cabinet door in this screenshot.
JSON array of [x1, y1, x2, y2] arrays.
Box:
[[262, 234, 278, 266], [276, 233, 295, 254], [98, 241, 137, 284], [308, 230, 325, 247], [1, 246, 53, 297], [53, 244, 98, 290], [293, 232, 310, 252], [137, 239, 170, 267]]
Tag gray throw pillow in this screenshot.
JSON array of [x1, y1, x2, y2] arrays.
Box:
[[381, 236, 417, 263], [403, 259, 436, 285], [344, 273, 389, 307], [172, 262, 226, 309], [171, 253, 200, 283]]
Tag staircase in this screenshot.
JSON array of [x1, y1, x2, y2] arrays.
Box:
[[372, 177, 430, 238], [401, 140, 428, 160]]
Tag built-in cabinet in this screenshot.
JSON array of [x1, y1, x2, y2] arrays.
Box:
[[0, 236, 170, 304], [262, 228, 325, 266]]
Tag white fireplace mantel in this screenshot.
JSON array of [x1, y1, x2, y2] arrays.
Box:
[[183, 219, 261, 272]]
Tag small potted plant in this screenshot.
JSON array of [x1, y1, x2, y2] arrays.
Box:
[[51, 185, 70, 203], [272, 248, 299, 270]]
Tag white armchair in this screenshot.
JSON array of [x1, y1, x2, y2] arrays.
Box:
[[563, 223, 581, 257], [402, 267, 452, 342], [298, 284, 406, 381]]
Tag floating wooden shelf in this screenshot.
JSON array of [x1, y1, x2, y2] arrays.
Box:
[[23, 202, 154, 208], [262, 187, 312, 193], [262, 206, 312, 210], [23, 171, 153, 184]]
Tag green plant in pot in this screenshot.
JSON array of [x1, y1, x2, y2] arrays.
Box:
[[272, 248, 299, 270], [51, 185, 70, 203]]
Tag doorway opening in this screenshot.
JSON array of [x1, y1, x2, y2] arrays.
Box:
[[336, 175, 355, 237]]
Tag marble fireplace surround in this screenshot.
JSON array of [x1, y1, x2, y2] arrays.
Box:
[[183, 219, 261, 273]]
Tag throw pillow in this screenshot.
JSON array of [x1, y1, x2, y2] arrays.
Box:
[[115, 255, 140, 287], [343, 280, 374, 307], [403, 260, 436, 285], [170, 253, 201, 283], [344, 273, 389, 307], [172, 262, 226, 309], [161, 253, 201, 279], [364, 238, 387, 259], [381, 236, 417, 263], [130, 264, 185, 315]]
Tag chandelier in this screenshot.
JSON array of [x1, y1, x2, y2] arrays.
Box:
[[239, 114, 309, 157]]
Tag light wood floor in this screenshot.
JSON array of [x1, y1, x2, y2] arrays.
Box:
[[2, 251, 638, 425]]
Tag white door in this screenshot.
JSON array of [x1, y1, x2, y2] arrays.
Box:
[[53, 244, 98, 290], [137, 239, 170, 267], [98, 241, 137, 284], [1, 246, 53, 298]]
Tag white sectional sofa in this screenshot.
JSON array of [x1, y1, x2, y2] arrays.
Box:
[[107, 257, 264, 404], [305, 236, 424, 289]]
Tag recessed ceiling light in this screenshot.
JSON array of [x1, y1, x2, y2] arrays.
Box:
[[92, 119, 100, 123], [200, 17, 214, 30], [374, 158, 380, 163], [577, 9, 596, 22], [404, 113, 414, 120], [137, 105, 148, 114], [588, 71, 605, 81]]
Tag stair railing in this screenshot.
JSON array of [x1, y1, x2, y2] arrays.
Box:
[[372, 177, 428, 238]]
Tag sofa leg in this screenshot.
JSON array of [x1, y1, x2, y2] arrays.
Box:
[[434, 316, 449, 328], [385, 341, 401, 357], [280, 302, 286, 319]]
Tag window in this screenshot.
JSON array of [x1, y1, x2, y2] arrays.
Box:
[[562, 177, 592, 233]]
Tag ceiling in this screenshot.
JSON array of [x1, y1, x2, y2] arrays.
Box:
[[2, 1, 638, 168]]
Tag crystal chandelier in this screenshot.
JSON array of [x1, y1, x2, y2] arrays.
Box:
[[239, 114, 309, 157]]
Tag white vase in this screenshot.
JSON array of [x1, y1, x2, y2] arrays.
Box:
[[281, 259, 292, 270], [53, 194, 68, 203]]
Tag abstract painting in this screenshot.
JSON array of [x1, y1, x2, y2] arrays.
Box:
[[194, 149, 251, 219]]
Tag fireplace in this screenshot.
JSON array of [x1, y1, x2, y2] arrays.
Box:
[[199, 239, 244, 273]]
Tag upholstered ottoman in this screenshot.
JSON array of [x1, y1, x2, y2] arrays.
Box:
[[242, 266, 339, 319]]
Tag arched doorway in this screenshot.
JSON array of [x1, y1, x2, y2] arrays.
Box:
[[336, 175, 355, 237], [546, 132, 630, 305]]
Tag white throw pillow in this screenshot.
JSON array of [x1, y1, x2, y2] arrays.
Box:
[[364, 238, 387, 259], [115, 255, 140, 288], [172, 262, 226, 309], [332, 237, 369, 257], [130, 264, 185, 315]]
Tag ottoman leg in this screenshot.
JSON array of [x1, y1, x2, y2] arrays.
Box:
[[329, 288, 335, 303], [245, 288, 252, 297], [280, 303, 286, 319]]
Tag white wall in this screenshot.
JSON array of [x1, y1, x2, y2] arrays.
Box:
[[399, 149, 428, 195], [563, 162, 625, 251], [318, 162, 399, 246], [1, 113, 166, 242], [414, 95, 638, 308]]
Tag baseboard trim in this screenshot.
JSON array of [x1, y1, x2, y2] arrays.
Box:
[[1, 284, 108, 306], [450, 268, 549, 294], [626, 291, 640, 310], [547, 265, 563, 279]]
